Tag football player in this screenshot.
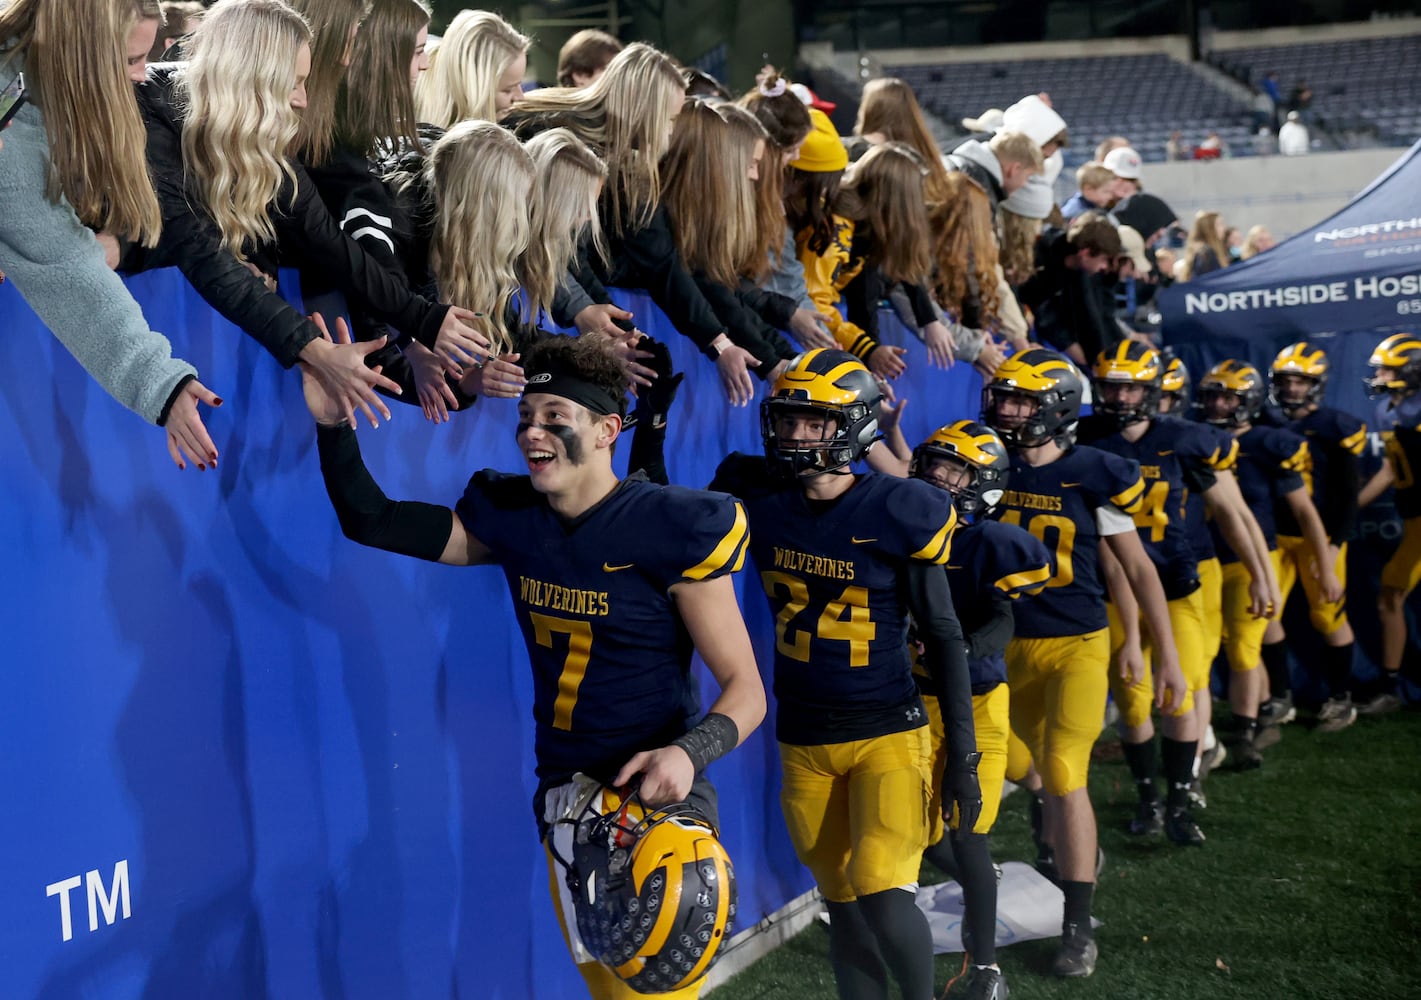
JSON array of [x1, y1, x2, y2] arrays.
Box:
[[713, 349, 977, 1000], [306, 330, 766, 1000], [982, 349, 1186, 978], [1262, 342, 1367, 730], [1158, 355, 1278, 796], [1358, 333, 1421, 713], [1194, 361, 1341, 769], [910, 421, 1052, 1000], [1081, 342, 1258, 846]]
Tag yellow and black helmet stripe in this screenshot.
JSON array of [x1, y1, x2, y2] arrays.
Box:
[[991, 351, 1081, 393], [921, 420, 1005, 468], [1200, 359, 1262, 392], [1271, 341, 1328, 378], [1161, 356, 1189, 394], [1093, 340, 1163, 383], [1369, 333, 1421, 369], [771, 348, 872, 405]]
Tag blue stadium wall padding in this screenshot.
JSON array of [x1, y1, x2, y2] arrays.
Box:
[[0, 269, 983, 1000]]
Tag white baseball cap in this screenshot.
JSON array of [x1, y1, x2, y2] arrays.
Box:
[[1103, 146, 1143, 180]]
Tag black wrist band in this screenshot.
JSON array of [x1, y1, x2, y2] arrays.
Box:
[[671, 713, 739, 773]]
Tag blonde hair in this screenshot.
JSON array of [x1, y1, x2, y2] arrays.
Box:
[[513, 42, 684, 235], [1181, 210, 1229, 280], [930, 172, 1000, 324], [855, 77, 950, 202], [1240, 224, 1272, 261], [836, 142, 931, 284], [179, 0, 310, 256], [1076, 162, 1115, 192], [286, 0, 366, 166], [414, 9, 528, 128], [426, 120, 536, 355], [336, 0, 429, 155], [989, 130, 1045, 171], [997, 207, 1041, 286], [662, 101, 766, 288], [523, 128, 607, 326], [0, 0, 163, 245]]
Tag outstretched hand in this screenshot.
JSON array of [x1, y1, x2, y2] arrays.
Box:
[[301, 314, 387, 428], [165, 379, 223, 471]]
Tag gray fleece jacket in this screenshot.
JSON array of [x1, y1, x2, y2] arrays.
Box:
[[0, 93, 198, 425]]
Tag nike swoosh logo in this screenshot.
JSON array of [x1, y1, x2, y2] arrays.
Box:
[[1060, 482, 1081, 488], [1158, 450, 1174, 456], [851, 537, 878, 544], [603, 562, 634, 573]]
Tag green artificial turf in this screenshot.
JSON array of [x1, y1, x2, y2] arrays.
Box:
[[713, 710, 1421, 1000]]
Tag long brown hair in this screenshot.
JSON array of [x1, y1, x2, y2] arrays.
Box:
[[512, 42, 684, 235], [1182, 210, 1229, 281], [834, 142, 931, 284], [930, 172, 1000, 324], [740, 70, 811, 272], [336, 0, 427, 155], [661, 101, 765, 288], [785, 168, 842, 257], [855, 77, 950, 203], [0, 0, 163, 245], [287, 0, 366, 166]]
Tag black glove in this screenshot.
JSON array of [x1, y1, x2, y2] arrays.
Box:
[[633, 336, 684, 431], [946, 751, 983, 836]]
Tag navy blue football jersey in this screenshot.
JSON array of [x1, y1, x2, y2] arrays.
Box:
[[1207, 424, 1307, 564], [1166, 417, 1239, 563], [712, 456, 957, 746], [920, 520, 1051, 690], [1374, 394, 1421, 519], [455, 472, 749, 785], [1079, 416, 1226, 600], [1275, 406, 1366, 539], [990, 445, 1146, 639]]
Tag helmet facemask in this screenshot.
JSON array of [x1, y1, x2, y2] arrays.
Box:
[[1092, 377, 1160, 428], [1270, 370, 1324, 416], [761, 399, 875, 479]]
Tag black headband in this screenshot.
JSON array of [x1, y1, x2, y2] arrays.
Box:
[[522, 368, 623, 416]]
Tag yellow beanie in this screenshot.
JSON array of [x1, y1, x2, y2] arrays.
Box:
[[791, 108, 848, 173]]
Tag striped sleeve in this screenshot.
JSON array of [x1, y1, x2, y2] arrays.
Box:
[[679, 499, 750, 583]]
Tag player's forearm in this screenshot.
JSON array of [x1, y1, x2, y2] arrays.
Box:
[[675, 576, 767, 746], [316, 424, 455, 561], [866, 437, 910, 477], [1213, 497, 1274, 590], [1118, 545, 1177, 655], [1101, 543, 1141, 642], [967, 596, 1015, 661], [699, 672, 766, 754], [1287, 489, 1335, 570], [1359, 461, 1395, 508]]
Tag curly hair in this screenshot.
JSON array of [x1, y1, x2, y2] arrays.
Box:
[[523, 335, 629, 420]]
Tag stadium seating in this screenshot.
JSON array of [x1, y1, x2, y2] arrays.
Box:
[[1212, 35, 1421, 144]]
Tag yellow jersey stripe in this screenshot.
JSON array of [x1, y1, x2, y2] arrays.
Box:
[[729, 531, 749, 573], [911, 508, 958, 565], [995, 564, 1053, 596], [683, 503, 749, 581], [1112, 476, 1147, 513], [1282, 442, 1310, 473], [1340, 427, 1368, 456]]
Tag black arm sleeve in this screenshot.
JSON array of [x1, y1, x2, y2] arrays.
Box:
[[1320, 450, 1361, 543], [904, 562, 976, 766], [316, 423, 456, 561], [905, 281, 940, 328], [966, 592, 1015, 663]]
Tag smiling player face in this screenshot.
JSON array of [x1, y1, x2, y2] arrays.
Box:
[[517, 393, 609, 492]]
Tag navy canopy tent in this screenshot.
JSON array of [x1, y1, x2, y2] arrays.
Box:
[[1158, 139, 1421, 419]]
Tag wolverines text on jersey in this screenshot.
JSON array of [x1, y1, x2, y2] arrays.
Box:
[[712, 456, 956, 746], [455, 471, 748, 789], [990, 444, 1146, 638]]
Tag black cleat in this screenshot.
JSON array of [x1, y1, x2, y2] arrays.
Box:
[[1165, 807, 1206, 846], [1233, 733, 1264, 770], [1052, 922, 1098, 978], [1259, 694, 1296, 727], [947, 964, 1009, 999], [1128, 799, 1164, 836]]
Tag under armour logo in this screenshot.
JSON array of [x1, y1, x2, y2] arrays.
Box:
[[905, 706, 922, 721]]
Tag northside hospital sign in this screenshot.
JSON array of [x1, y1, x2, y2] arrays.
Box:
[[1183, 215, 1421, 316]]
